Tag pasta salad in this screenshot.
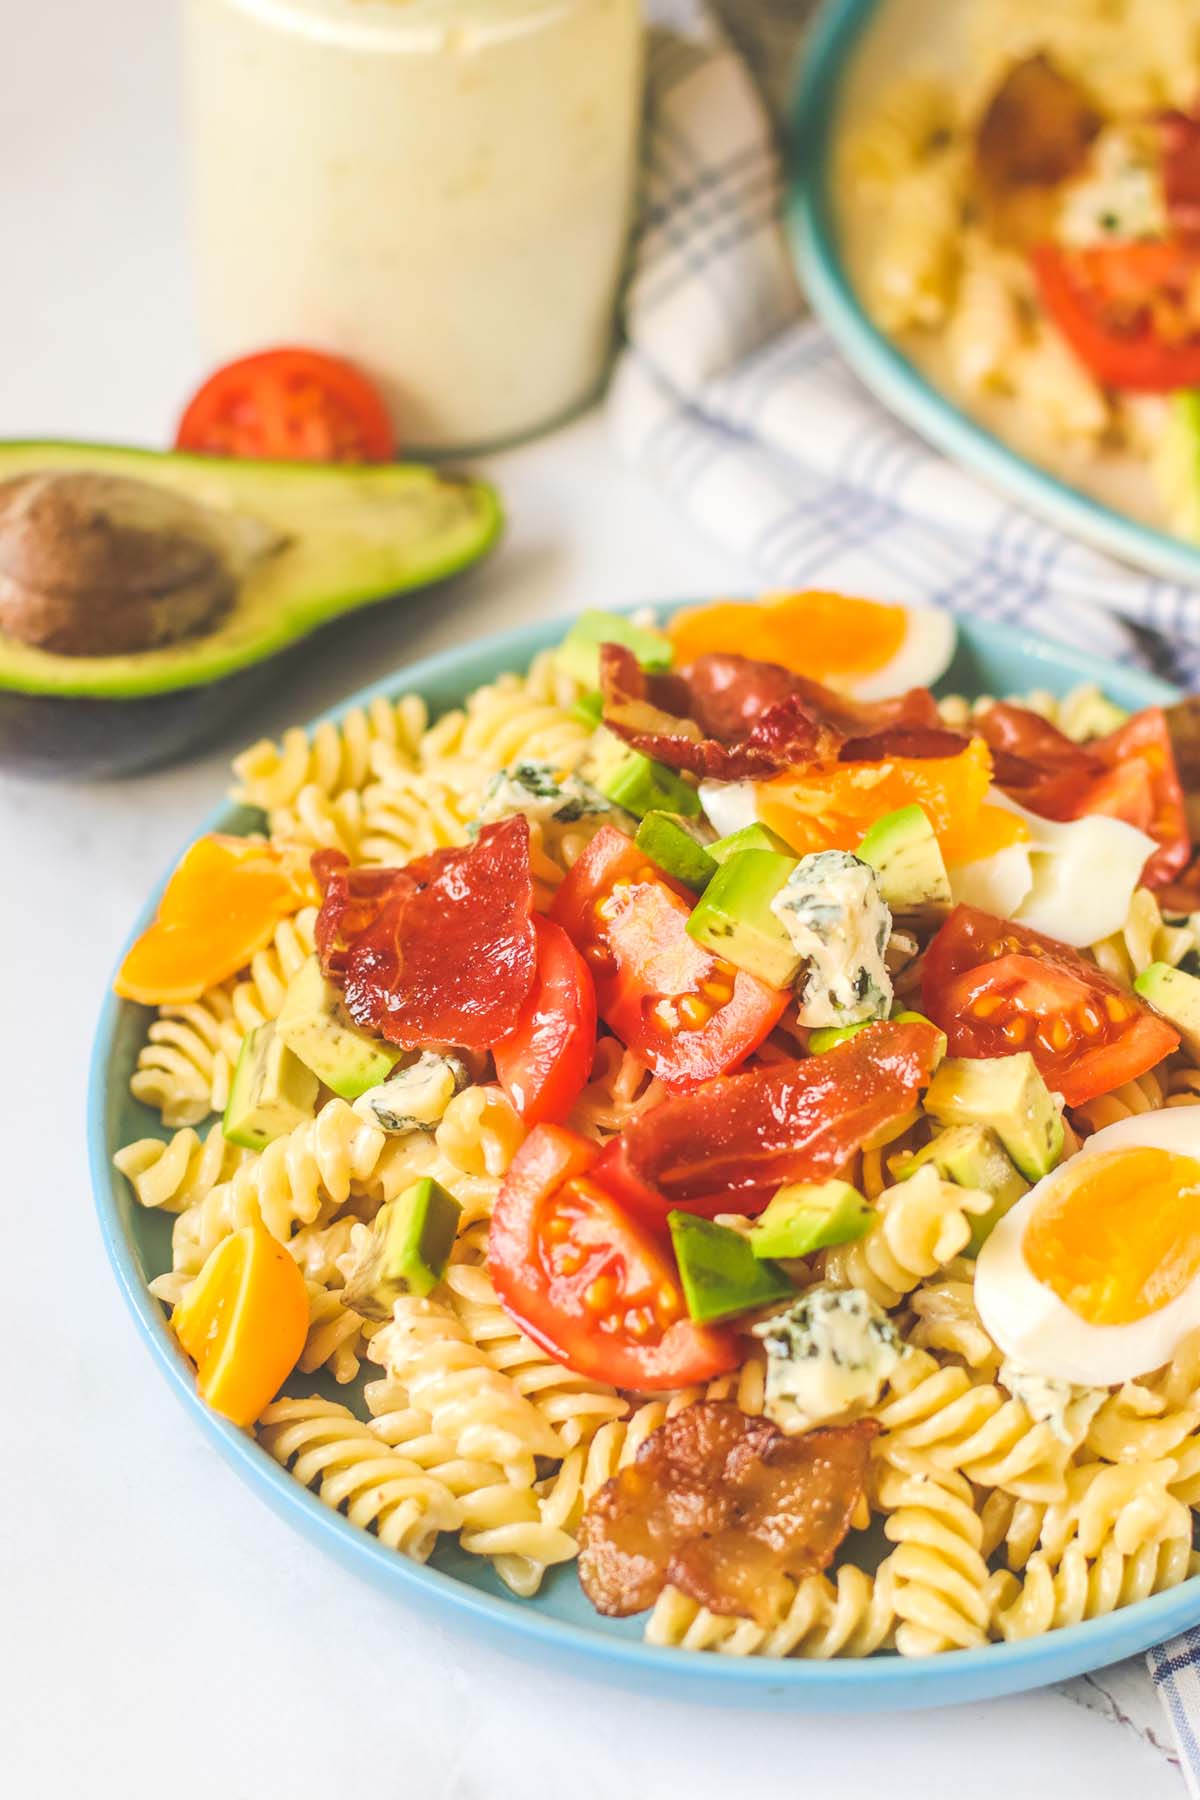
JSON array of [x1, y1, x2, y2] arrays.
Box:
[[113, 588, 1200, 1657], [838, 0, 1200, 540]]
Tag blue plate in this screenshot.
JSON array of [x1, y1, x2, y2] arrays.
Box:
[[789, 0, 1200, 589], [90, 606, 1200, 1710]]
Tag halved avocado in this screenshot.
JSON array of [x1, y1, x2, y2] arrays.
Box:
[[0, 441, 502, 777]]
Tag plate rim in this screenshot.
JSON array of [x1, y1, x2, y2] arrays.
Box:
[[88, 602, 1200, 1708], [787, 0, 1200, 590]]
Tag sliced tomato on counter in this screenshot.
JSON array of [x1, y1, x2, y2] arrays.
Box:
[[978, 703, 1190, 886], [596, 1018, 945, 1218], [550, 826, 787, 1091], [488, 1125, 739, 1390], [494, 917, 597, 1126], [175, 347, 396, 461], [1032, 241, 1200, 392], [921, 906, 1179, 1107]]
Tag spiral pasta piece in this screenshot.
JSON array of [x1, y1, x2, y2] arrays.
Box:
[[114, 1122, 252, 1213], [266, 784, 364, 857], [569, 1039, 666, 1141], [822, 1167, 992, 1309], [358, 770, 479, 867], [1069, 1068, 1169, 1137], [874, 1462, 991, 1655], [231, 694, 428, 813], [645, 1563, 897, 1659], [907, 1262, 1003, 1377], [298, 1284, 372, 1385], [989, 1536, 1195, 1640], [257, 1397, 461, 1561]]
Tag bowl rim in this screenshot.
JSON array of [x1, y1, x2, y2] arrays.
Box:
[[787, 0, 1200, 590], [89, 601, 1200, 1707]]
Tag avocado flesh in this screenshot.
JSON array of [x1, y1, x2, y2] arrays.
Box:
[[749, 1180, 872, 1259], [686, 847, 801, 989], [277, 955, 400, 1100], [1135, 962, 1200, 1059], [892, 1124, 1028, 1255], [635, 811, 717, 891], [0, 442, 502, 697], [598, 749, 701, 820], [924, 1052, 1063, 1181], [342, 1178, 462, 1319], [858, 804, 951, 915], [223, 1021, 319, 1151], [668, 1211, 793, 1324]]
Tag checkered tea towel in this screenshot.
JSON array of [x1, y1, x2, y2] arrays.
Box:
[[610, 0, 1200, 689], [611, 1, 1200, 1781]]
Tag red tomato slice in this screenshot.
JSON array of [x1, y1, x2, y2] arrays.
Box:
[[922, 906, 1179, 1107], [487, 1125, 739, 1390], [175, 347, 396, 461], [1033, 242, 1200, 391], [979, 703, 1190, 887], [549, 826, 787, 1091], [493, 917, 597, 1126], [596, 1018, 945, 1218]]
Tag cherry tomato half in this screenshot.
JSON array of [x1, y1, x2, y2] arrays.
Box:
[[922, 906, 1179, 1107], [175, 347, 396, 461], [493, 917, 597, 1127], [1033, 242, 1200, 392], [550, 827, 787, 1091], [487, 1125, 738, 1390]]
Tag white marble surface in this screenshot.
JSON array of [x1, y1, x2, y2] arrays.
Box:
[[0, 1, 1191, 1794]]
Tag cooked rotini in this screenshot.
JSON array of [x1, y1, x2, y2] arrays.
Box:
[[873, 1462, 991, 1655], [231, 693, 428, 814], [821, 1165, 992, 1307], [114, 1121, 252, 1213]]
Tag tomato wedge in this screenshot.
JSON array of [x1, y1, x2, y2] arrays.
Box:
[[493, 917, 597, 1126], [978, 703, 1190, 887], [488, 1125, 739, 1390], [596, 1018, 944, 1218], [922, 906, 1179, 1107], [175, 347, 396, 461], [550, 826, 787, 1091], [1033, 242, 1200, 391]]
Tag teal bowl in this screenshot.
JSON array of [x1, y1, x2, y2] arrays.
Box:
[[90, 606, 1200, 1709], [789, 0, 1200, 589]]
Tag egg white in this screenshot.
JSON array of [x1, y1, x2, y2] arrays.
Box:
[[975, 1108, 1200, 1386], [698, 779, 759, 840], [948, 792, 1155, 947], [845, 605, 956, 700]]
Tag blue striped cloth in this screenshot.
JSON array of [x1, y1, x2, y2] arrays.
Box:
[[610, 0, 1200, 689], [610, 0, 1200, 1777]]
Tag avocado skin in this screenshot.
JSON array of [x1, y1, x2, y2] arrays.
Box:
[[0, 658, 276, 778]]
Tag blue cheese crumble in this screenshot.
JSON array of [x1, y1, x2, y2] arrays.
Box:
[[353, 1052, 470, 1133], [753, 1286, 906, 1433], [470, 762, 617, 835], [998, 1358, 1105, 1446], [769, 850, 894, 1027]]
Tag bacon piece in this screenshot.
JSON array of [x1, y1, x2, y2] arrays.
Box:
[[1163, 110, 1200, 237], [596, 1018, 944, 1217], [312, 815, 537, 1051], [976, 55, 1098, 192], [837, 724, 972, 764], [598, 644, 942, 780], [578, 1401, 878, 1623]]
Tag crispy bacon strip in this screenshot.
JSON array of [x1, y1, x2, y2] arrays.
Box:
[[596, 1017, 944, 1216], [598, 644, 944, 780], [312, 815, 537, 1050], [1163, 110, 1200, 237], [976, 55, 1098, 192], [578, 1401, 878, 1623]]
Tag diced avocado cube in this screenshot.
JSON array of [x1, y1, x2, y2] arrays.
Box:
[[635, 811, 717, 892], [222, 1021, 320, 1151], [277, 955, 400, 1100], [1135, 962, 1200, 1059], [892, 1008, 947, 1065], [668, 1211, 793, 1324], [341, 1177, 462, 1320], [1155, 390, 1200, 542], [857, 804, 951, 917], [597, 750, 701, 821], [924, 1052, 1063, 1181], [686, 848, 801, 989], [708, 822, 795, 865], [809, 1019, 872, 1053], [572, 689, 604, 726], [891, 1124, 1029, 1254], [556, 609, 673, 688], [749, 1180, 872, 1259]]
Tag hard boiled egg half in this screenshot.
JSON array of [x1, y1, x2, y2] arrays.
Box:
[[668, 591, 956, 698], [975, 1108, 1200, 1386]]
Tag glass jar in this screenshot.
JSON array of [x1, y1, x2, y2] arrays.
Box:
[[185, 0, 645, 450]]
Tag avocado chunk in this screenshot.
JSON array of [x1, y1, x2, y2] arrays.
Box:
[[597, 749, 700, 820], [808, 1009, 945, 1057], [924, 1052, 1064, 1181], [708, 822, 794, 864], [556, 609, 673, 688], [572, 689, 604, 727], [891, 1123, 1029, 1254], [668, 1211, 793, 1324], [1135, 962, 1200, 1059], [341, 1178, 462, 1319], [276, 955, 400, 1100], [1155, 389, 1200, 543], [857, 804, 951, 917], [749, 1180, 873, 1259], [686, 848, 801, 988], [222, 1021, 320, 1151], [635, 811, 717, 892]]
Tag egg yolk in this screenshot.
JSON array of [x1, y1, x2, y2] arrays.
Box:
[[1024, 1147, 1200, 1326], [757, 737, 1030, 863], [668, 591, 908, 678]]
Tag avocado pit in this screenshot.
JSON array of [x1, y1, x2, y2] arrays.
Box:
[[0, 470, 270, 657]]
